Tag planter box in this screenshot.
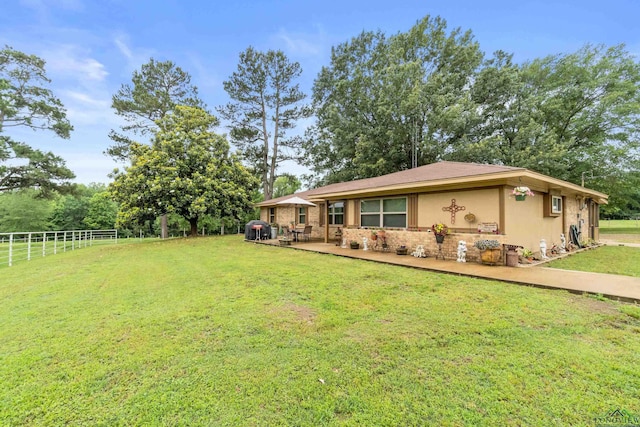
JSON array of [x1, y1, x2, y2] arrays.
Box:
[[396, 247, 408, 255], [480, 248, 502, 265], [350, 243, 360, 250]]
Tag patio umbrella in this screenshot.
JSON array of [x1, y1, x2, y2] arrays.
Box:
[[275, 196, 316, 226]]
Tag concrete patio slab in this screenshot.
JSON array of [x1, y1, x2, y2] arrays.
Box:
[[254, 238, 640, 303]]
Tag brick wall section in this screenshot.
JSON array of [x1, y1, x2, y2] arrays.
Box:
[[341, 228, 506, 264]]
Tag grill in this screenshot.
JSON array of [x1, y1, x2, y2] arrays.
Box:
[[244, 220, 271, 241]]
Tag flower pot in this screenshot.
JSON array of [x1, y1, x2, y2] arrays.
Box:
[[480, 248, 501, 265], [370, 234, 378, 241], [396, 247, 408, 255], [350, 243, 360, 250], [435, 234, 445, 244], [515, 195, 526, 201]]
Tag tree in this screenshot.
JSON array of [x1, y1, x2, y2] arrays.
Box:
[[304, 16, 482, 185], [107, 58, 205, 160], [218, 47, 310, 200], [272, 173, 301, 198], [0, 189, 53, 232], [84, 191, 118, 229], [48, 183, 106, 230], [448, 45, 640, 214], [0, 45, 75, 195], [108, 58, 206, 238], [109, 106, 257, 236]]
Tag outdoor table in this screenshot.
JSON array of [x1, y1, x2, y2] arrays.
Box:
[[291, 228, 304, 242]]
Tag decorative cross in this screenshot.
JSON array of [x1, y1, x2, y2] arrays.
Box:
[[442, 198, 466, 224]]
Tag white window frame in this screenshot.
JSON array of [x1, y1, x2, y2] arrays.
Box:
[[360, 197, 407, 228], [551, 196, 562, 214], [329, 202, 344, 225]]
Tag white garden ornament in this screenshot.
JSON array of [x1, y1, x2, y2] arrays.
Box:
[[456, 240, 467, 263]]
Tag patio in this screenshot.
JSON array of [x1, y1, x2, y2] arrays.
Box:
[[252, 237, 640, 303]]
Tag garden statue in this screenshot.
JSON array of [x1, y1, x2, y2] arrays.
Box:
[[341, 238, 347, 249], [412, 245, 426, 258], [539, 238, 548, 259], [559, 233, 567, 253], [362, 237, 369, 251], [456, 240, 467, 263]]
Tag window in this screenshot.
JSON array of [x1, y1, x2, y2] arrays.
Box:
[[552, 196, 562, 214], [269, 207, 275, 223], [298, 207, 306, 224], [360, 198, 407, 228], [329, 202, 344, 225]]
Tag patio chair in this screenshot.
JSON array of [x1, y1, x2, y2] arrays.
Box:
[[282, 226, 293, 240], [302, 225, 312, 241]]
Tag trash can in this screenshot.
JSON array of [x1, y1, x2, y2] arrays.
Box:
[[271, 226, 278, 239], [503, 244, 521, 267]]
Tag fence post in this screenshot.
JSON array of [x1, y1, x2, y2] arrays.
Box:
[[8, 233, 13, 267], [27, 232, 32, 261], [63, 231, 67, 252], [54, 232, 58, 255], [42, 232, 46, 257], [72, 231, 75, 250]]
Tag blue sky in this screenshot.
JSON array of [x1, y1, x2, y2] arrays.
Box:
[[2, 0, 639, 184]]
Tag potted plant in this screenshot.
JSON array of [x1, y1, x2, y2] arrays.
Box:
[[521, 248, 534, 262], [396, 245, 408, 255], [370, 230, 378, 241], [350, 240, 360, 250], [474, 239, 501, 265], [512, 186, 534, 201], [431, 223, 449, 244]]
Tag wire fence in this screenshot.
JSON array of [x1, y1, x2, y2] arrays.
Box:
[[0, 230, 118, 267]]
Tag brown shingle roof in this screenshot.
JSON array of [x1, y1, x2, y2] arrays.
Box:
[[257, 162, 524, 206]]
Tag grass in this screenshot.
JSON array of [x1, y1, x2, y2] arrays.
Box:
[[599, 219, 640, 235], [546, 245, 640, 277], [1, 236, 640, 426]]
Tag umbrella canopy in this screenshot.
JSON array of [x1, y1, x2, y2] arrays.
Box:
[[275, 196, 317, 207], [275, 196, 316, 227]]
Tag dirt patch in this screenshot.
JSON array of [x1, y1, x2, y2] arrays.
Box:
[[566, 294, 620, 315], [271, 302, 316, 324]]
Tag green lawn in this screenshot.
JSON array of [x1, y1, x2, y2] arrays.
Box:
[[1, 236, 639, 426], [547, 246, 640, 277], [599, 219, 640, 234]]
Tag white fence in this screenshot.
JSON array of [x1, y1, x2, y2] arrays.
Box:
[[0, 229, 118, 267]]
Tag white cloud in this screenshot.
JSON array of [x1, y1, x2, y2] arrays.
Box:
[[186, 53, 219, 90], [112, 32, 155, 73], [44, 45, 108, 83], [273, 25, 331, 57], [274, 28, 323, 57]]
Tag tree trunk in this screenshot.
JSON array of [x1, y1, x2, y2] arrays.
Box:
[[189, 218, 199, 237], [161, 214, 168, 239]]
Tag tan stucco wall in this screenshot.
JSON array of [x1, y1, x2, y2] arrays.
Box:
[[502, 191, 559, 252], [417, 188, 500, 230]]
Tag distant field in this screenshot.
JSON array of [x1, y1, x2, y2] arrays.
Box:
[[599, 219, 640, 234], [1, 236, 639, 426]]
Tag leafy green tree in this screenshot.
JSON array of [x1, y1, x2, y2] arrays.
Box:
[[449, 45, 640, 214], [0, 189, 53, 232], [218, 47, 310, 199], [109, 106, 257, 236], [84, 191, 118, 229], [107, 58, 205, 160], [272, 173, 301, 198], [305, 16, 482, 185], [108, 58, 206, 238], [0, 45, 75, 195]]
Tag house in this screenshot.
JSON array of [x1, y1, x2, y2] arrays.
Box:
[[256, 162, 607, 262]]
